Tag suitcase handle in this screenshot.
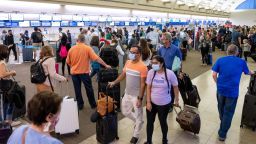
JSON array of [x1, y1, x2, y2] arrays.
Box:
[[173, 104, 182, 115]]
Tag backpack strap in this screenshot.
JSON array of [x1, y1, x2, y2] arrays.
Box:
[[40, 57, 54, 92], [22, 127, 29, 144]]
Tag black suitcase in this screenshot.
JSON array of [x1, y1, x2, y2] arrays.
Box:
[[96, 88, 119, 144], [186, 85, 201, 108], [248, 75, 256, 95], [0, 92, 13, 144], [250, 53, 256, 62], [98, 69, 118, 83], [98, 82, 120, 110], [240, 93, 256, 131], [12, 85, 26, 120]]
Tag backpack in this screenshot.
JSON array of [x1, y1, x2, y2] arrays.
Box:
[[30, 57, 50, 84], [99, 47, 119, 67], [59, 45, 68, 58]]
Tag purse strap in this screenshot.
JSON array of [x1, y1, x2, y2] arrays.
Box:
[[22, 127, 29, 144]]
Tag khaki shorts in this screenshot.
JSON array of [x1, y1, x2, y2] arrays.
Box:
[[32, 43, 42, 50]]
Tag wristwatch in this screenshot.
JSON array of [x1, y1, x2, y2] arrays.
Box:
[[137, 96, 143, 101]]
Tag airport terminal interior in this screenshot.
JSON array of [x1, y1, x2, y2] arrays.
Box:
[[1, 0, 256, 144]]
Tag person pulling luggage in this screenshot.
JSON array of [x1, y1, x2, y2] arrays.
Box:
[[108, 46, 148, 144], [144, 55, 180, 144]]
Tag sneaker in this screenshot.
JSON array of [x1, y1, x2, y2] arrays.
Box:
[[218, 136, 226, 142], [130, 137, 139, 144]]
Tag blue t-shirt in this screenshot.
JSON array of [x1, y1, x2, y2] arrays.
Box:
[[158, 44, 182, 70], [212, 56, 249, 98], [8, 125, 63, 144]]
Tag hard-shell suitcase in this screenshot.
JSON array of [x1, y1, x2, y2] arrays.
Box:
[[0, 91, 12, 144], [22, 46, 33, 62], [174, 105, 201, 134], [96, 89, 119, 144], [248, 75, 256, 95], [12, 84, 26, 120], [55, 96, 79, 135], [98, 68, 118, 83], [240, 93, 256, 131]]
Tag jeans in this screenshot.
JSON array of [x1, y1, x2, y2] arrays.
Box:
[[146, 102, 171, 143], [244, 51, 250, 62], [217, 93, 238, 138], [122, 93, 143, 138], [71, 74, 96, 108], [90, 68, 99, 79], [0, 99, 13, 121]]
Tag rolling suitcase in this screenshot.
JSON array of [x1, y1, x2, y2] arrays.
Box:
[[22, 45, 33, 62], [96, 90, 119, 144], [98, 68, 118, 83], [55, 96, 80, 135], [240, 93, 256, 131], [0, 91, 12, 144], [12, 84, 26, 120], [174, 105, 201, 134]]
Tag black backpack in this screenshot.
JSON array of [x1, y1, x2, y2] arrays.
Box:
[[99, 47, 119, 67], [30, 57, 50, 84]]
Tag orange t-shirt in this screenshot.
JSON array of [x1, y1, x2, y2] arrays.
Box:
[[66, 43, 99, 74]]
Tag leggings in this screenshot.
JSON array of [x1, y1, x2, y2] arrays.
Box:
[[61, 57, 70, 75], [146, 102, 171, 144]]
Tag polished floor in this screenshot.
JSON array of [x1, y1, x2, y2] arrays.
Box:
[[80, 61, 256, 144]]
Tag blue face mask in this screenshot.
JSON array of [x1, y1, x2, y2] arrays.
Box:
[[152, 64, 160, 71], [128, 53, 136, 60]]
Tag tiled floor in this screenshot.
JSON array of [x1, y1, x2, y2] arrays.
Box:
[[80, 62, 256, 144]]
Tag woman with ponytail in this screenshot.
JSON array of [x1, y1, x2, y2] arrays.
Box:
[[144, 55, 180, 144]]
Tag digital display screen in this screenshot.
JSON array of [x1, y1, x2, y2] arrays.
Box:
[[119, 22, 125, 26], [150, 22, 156, 25], [0, 13, 9, 21], [41, 21, 51, 27], [129, 22, 135, 26], [77, 22, 84, 27], [5, 22, 12, 27], [61, 21, 69, 27], [125, 22, 129, 26], [11, 22, 19, 27], [114, 22, 119, 26], [52, 22, 60, 27], [110, 22, 114, 26], [84, 22, 91, 26], [19, 21, 30, 27], [11, 14, 24, 21], [91, 22, 97, 26], [30, 21, 41, 27], [69, 21, 77, 27], [0, 22, 5, 27]]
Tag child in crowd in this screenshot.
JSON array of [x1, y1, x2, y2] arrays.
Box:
[[242, 39, 251, 62]]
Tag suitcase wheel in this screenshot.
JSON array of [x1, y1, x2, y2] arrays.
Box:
[[75, 129, 80, 134], [240, 125, 243, 128], [116, 136, 119, 140]]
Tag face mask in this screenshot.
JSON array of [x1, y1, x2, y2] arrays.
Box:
[[152, 64, 160, 71], [128, 53, 136, 60]]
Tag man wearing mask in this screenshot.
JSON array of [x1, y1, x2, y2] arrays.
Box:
[[108, 46, 148, 144], [158, 32, 182, 112], [6, 30, 17, 62]]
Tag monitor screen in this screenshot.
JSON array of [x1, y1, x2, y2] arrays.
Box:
[[11, 22, 19, 27], [30, 21, 41, 27], [19, 21, 30, 27], [150, 22, 156, 26], [5, 22, 12, 27], [69, 21, 77, 27], [119, 22, 125, 26], [109, 22, 114, 26], [41, 21, 51, 27], [77, 22, 84, 27], [129, 22, 135, 26], [61, 21, 69, 27], [0, 22, 5, 27], [52, 22, 60, 27], [125, 22, 129, 26], [91, 22, 97, 26], [84, 22, 91, 26], [114, 22, 119, 26]]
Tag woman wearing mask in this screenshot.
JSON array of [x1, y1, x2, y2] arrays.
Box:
[[139, 38, 152, 69], [36, 46, 67, 92], [144, 55, 180, 144], [8, 91, 63, 144]]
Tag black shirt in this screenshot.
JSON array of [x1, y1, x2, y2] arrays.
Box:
[[5, 34, 14, 46], [31, 32, 43, 43]]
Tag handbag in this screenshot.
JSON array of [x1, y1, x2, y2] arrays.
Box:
[[172, 56, 181, 72], [97, 92, 116, 117], [59, 45, 68, 58]]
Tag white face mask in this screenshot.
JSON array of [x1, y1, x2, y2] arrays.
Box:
[[152, 64, 160, 71], [128, 53, 136, 60]]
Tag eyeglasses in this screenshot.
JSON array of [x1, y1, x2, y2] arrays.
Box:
[[129, 51, 138, 54]]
